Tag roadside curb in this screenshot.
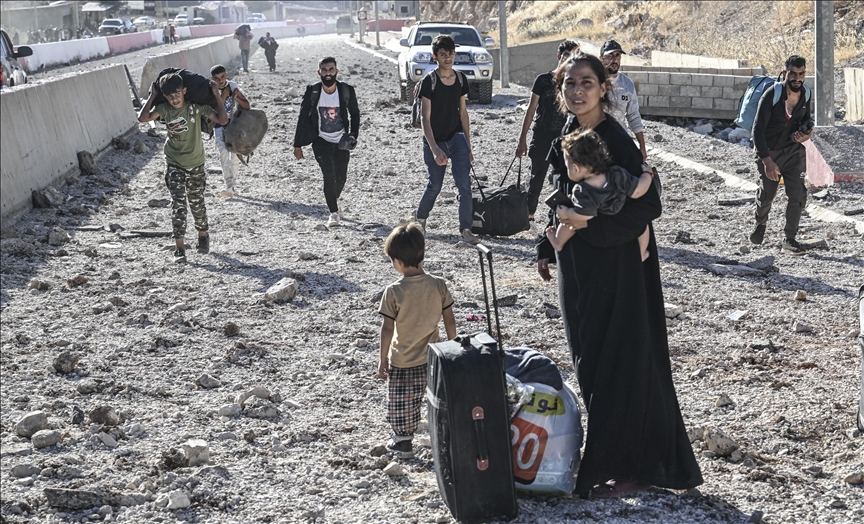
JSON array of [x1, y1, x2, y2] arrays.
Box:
[[647, 145, 864, 235]]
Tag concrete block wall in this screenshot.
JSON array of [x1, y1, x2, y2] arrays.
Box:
[[844, 68, 864, 124], [626, 71, 815, 120], [622, 65, 763, 76], [0, 65, 138, 222], [651, 50, 745, 69]]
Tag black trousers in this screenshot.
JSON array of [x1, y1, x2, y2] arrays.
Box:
[[265, 51, 276, 71], [755, 142, 807, 240], [526, 145, 552, 216], [312, 137, 350, 213]]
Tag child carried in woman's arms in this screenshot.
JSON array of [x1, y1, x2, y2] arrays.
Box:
[[546, 128, 655, 261]]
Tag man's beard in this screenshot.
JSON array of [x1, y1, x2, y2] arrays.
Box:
[[606, 64, 619, 75], [787, 82, 802, 92], [321, 75, 337, 87]]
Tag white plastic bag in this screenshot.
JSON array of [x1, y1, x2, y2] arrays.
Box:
[[510, 383, 583, 495]]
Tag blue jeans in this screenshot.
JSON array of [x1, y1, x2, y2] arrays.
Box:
[[417, 133, 473, 231], [240, 49, 249, 71]]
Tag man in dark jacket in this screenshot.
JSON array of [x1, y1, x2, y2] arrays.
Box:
[[749, 55, 814, 255], [293, 56, 360, 227], [258, 32, 279, 72]]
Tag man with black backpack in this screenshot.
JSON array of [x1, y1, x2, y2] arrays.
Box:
[[749, 55, 814, 255], [413, 35, 479, 245], [293, 56, 360, 227]]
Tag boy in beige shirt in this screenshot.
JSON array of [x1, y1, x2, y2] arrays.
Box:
[[378, 222, 456, 458]]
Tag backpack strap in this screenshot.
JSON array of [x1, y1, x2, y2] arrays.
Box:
[[429, 71, 437, 92], [772, 82, 783, 106], [339, 83, 350, 106]]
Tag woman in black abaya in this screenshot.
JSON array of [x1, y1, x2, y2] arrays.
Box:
[[536, 53, 703, 497]]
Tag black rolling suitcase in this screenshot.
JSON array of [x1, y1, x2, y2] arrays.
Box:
[[427, 244, 518, 523]]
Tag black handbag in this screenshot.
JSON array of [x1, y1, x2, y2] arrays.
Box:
[[470, 158, 530, 236]]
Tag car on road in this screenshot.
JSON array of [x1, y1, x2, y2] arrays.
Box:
[[174, 13, 189, 26], [133, 16, 156, 28], [193, 17, 206, 25], [246, 13, 267, 23], [1, 28, 32, 89], [336, 15, 353, 35], [398, 22, 495, 104], [98, 19, 137, 35]]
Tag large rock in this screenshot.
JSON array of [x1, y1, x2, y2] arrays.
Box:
[[32, 430, 62, 449], [53, 351, 79, 374], [182, 439, 209, 466], [703, 427, 739, 456], [15, 411, 49, 438], [44, 488, 107, 509], [11, 464, 41, 478], [264, 278, 299, 303], [77, 150, 97, 175], [47, 227, 70, 246], [32, 186, 66, 209], [165, 490, 191, 510], [89, 406, 121, 426]]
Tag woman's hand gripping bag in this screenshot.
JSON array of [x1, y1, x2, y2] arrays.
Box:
[[510, 382, 583, 495]]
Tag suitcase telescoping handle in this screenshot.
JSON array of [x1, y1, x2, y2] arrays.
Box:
[[476, 244, 502, 348], [472, 407, 489, 471]]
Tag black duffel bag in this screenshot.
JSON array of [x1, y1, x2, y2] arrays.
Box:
[[470, 158, 530, 237], [150, 67, 219, 111]]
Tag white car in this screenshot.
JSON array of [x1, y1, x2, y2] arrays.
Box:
[[246, 13, 267, 23], [398, 22, 495, 104], [174, 14, 189, 26], [133, 16, 156, 28]]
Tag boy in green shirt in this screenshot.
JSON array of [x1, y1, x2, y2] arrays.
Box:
[[138, 73, 228, 262]]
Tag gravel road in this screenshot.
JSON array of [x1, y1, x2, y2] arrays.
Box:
[[1, 34, 862, 524]]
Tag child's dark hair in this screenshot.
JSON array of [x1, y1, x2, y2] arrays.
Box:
[[432, 35, 456, 56], [558, 38, 580, 56], [384, 222, 425, 268], [318, 56, 337, 68], [561, 129, 612, 175], [159, 73, 184, 94], [553, 52, 610, 115], [210, 64, 226, 76]]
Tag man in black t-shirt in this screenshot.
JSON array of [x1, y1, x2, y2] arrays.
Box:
[[515, 39, 580, 231], [413, 35, 479, 245]]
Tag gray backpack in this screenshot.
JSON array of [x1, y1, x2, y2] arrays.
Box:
[[411, 70, 465, 129]]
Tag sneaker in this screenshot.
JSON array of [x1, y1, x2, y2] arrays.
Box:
[[749, 224, 766, 245], [326, 212, 340, 227], [782, 238, 806, 255], [196, 234, 210, 254], [416, 217, 427, 233], [173, 249, 187, 263], [385, 437, 414, 459], [461, 229, 481, 245], [220, 188, 235, 198], [529, 218, 540, 235]]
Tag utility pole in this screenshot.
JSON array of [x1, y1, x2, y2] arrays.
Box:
[[374, 0, 379, 47], [498, 0, 509, 88], [814, 0, 835, 126]]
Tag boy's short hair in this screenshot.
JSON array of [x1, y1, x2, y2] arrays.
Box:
[[318, 56, 337, 69], [384, 222, 425, 268], [159, 73, 184, 94], [432, 35, 456, 56], [558, 38, 580, 56], [210, 64, 226, 76], [785, 55, 806, 70], [561, 129, 612, 175]]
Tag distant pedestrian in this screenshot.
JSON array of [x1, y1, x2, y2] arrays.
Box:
[[258, 32, 279, 72], [292, 56, 360, 227], [749, 55, 814, 255], [136, 73, 229, 263], [234, 25, 253, 72], [169, 25, 176, 44], [600, 39, 648, 162], [377, 222, 456, 459], [515, 38, 580, 231], [12, 31, 19, 45], [162, 25, 170, 44]]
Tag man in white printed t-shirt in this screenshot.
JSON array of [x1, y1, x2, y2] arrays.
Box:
[[293, 56, 361, 227], [601, 40, 648, 162]]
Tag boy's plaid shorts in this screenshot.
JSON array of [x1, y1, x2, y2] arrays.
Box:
[[387, 364, 428, 437]]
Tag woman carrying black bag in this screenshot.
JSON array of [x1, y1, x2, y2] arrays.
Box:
[[536, 52, 703, 498]]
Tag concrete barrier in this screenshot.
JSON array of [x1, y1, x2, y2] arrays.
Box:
[[845, 68, 864, 124], [651, 51, 745, 69], [107, 32, 156, 54], [487, 38, 647, 86], [19, 38, 111, 73], [0, 65, 138, 222], [622, 65, 763, 76]]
